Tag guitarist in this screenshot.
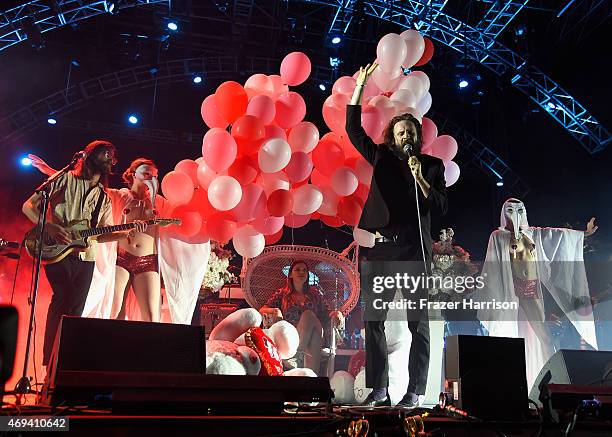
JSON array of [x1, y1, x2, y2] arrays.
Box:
[[28, 154, 211, 326], [22, 140, 147, 366]]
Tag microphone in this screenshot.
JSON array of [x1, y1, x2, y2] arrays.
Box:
[[68, 150, 86, 168], [402, 142, 413, 156]]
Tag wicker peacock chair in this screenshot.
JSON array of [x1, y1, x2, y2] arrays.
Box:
[[241, 243, 361, 377]]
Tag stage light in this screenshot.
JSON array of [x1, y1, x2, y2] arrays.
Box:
[[319, 84, 326, 91], [21, 157, 32, 166], [47, 117, 57, 125], [496, 181, 504, 187], [547, 102, 556, 109], [329, 57, 341, 68], [107, 2, 117, 15], [331, 36, 341, 44], [128, 115, 139, 125], [458, 79, 469, 89], [515, 24, 527, 37], [193, 75, 203, 84], [167, 21, 178, 31]]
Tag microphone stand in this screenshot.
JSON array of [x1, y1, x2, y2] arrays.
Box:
[[405, 145, 429, 274], [14, 156, 80, 395]]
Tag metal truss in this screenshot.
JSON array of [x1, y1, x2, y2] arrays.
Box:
[[554, 0, 612, 45], [475, 0, 530, 41], [0, 54, 523, 193], [0, 0, 169, 53], [324, 0, 355, 46], [304, 0, 611, 153], [430, 110, 529, 197]]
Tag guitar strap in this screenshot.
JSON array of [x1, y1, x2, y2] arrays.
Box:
[[90, 188, 106, 229]]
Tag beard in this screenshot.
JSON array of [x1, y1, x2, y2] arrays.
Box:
[[92, 158, 113, 175]]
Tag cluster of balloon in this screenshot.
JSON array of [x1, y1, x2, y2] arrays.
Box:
[[163, 32, 457, 256]]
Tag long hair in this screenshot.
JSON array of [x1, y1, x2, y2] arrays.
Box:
[[122, 158, 156, 187], [74, 140, 117, 187], [286, 260, 310, 293], [382, 113, 423, 154]]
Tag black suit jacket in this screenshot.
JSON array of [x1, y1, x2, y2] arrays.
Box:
[[345, 104, 448, 255]]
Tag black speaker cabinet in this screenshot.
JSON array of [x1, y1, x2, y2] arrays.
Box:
[[42, 316, 206, 405], [0, 306, 18, 386], [445, 335, 528, 421]]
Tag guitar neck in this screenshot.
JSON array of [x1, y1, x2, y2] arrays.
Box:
[[81, 219, 159, 238]]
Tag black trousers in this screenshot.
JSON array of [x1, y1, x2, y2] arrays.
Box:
[[43, 256, 95, 365], [362, 241, 430, 395]]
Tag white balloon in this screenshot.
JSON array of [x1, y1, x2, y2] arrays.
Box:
[[256, 171, 290, 195], [292, 184, 323, 215], [399, 29, 425, 69], [416, 92, 432, 116], [207, 175, 242, 211], [331, 167, 358, 196], [390, 89, 417, 109], [398, 74, 426, 102], [258, 138, 292, 173], [233, 225, 265, 258]]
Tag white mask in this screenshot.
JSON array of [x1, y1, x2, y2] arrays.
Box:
[[499, 198, 529, 241]]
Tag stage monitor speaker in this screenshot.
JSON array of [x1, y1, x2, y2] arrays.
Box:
[[445, 335, 528, 421], [42, 316, 205, 405], [529, 349, 612, 419], [0, 306, 19, 387]]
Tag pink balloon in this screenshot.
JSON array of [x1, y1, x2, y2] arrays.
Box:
[[208, 175, 243, 211], [322, 93, 349, 134], [252, 214, 284, 235], [332, 76, 357, 95], [196, 160, 219, 190], [202, 128, 237, 172], [390, 89, 417, 109], [244, 73, 274, 99], [416, 92, 432, 116], [288, 121, 320, 153], [312, 139, 345, 177], [264, 124, 287, 141], [377, 33, 407, 74], [174, 159, 199, 186], [284, 213, 311, 228], [399, 29, 425, 69], [444, 161, 460, 187], [231, 184, 267, 223], [200, 95, 228, 129], [274, 92, 306, 129], [161, 171, 194, 205], [421, 117, 438, 149], [372, 64, 402, 92], [246, 95, 276, 125], [368, 95, 395, 121], [398, 73, 426, 101], [284, 151, 313, 183], [258, 138, 292, 173], [292, 184, 322, 215], [347, 156, 373, 186], [430, 135, 458, 161], [317, 185, 339, 216], [233, 225, 265, 258], [269, 74, 289, 100], [280, 52, 312, 86], [331, 167, 358, 196], [361, 105, 387, 141], [257, 171, 290, 195], [411, 71, 430, 93]]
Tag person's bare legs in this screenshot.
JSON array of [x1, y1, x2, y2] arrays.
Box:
[[297, 310, 323, 374], [111, 266, 131, 319], [132, 271, 161, 322]]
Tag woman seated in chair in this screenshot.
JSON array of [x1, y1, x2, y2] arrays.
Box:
[[259, 260, 344, 375]]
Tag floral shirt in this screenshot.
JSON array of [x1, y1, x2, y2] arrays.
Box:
[[265, 286, 330, 327]]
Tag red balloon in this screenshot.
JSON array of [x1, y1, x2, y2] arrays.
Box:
[[274, 92, 306, 129], [284, 213, 311, 228], [207, 212, 237, 243], [264, 228, 283, 245], [231, 115, 265, 154], [171, 205, 203, 238], [337, 197, 363, 226], [311, 211, 321, 220], [320, 214, 343, 228], [414, 38, 434, 67], [215, 81, 248, 124], [312, 139, 345, 177], [228, 156, 258, 186], [351, 184, 370, 207], [267, 189, 293, 217], [187, 187, 216, 219]]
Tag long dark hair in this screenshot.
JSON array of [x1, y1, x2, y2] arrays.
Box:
[[74, 140, 117, 187], [382, 113, 423, 154], [122, 158, 156, 186], [287, 260, 310, 293]]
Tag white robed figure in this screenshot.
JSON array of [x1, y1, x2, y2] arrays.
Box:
[[477, 198, 598, 389]]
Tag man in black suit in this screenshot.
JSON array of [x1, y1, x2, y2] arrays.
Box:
[[346, 63, 448, 407]]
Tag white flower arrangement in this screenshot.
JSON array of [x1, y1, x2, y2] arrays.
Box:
[[201, 242, 235, 293]]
